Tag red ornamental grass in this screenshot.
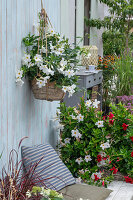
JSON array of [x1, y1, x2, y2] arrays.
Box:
[[110, 167, 118, 174], [122, 123, 129, 131]]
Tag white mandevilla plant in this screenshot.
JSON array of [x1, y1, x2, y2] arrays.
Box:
[[16, 12, 80, 98]]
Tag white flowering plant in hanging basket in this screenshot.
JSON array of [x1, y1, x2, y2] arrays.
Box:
[[16, 9, 80, 100]]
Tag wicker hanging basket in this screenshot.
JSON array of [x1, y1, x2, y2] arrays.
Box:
[[31, 78, 65, 101]]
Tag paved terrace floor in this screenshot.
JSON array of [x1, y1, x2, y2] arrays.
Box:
[[106, 181, 133, 200]]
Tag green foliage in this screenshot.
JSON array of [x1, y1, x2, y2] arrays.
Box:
[[104, 103, 133, 178], [58, 97, 113, 187], [27, 187, 64, 200], [85, 0, 133, 55], [97, 55, 116, 114], [112, 53, 133, 97]]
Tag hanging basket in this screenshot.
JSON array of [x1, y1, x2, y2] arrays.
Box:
[[31, 78, 65, 101]]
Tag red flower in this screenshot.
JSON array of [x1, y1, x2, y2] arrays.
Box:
[[94, 174, 100, 181], [116, 157, 120, 162], [102, 180, 104, 186], [124, 176, 133, 184], [109, 113, 114, 119], [102, 116, 106, 120], [109, 119, 114, 125], [97, 155, 102, 162], [110, 167, 118, 174], [131, 152, 133, 157], [130, 136, 133, 142], [122, 123, 128, 131]]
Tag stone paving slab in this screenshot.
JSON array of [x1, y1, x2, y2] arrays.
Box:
[[106, 181, 133, 200]]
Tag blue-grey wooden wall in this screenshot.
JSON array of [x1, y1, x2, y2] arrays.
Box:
[[0, 0, 60, 169]]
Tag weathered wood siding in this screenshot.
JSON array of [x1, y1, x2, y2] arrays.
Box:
[[0, 0, 60, 168]]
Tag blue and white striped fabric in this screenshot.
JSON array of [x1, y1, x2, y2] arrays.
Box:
[[21, 144, 75, 191]]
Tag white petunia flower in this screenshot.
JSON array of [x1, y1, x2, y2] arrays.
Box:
[[100, 142, 110, 150], [74, 108, 79, 114], [71, 129, 82, 138], [75, 157, 83, 165], [16, 78, 24, 86], [60, 58, 67, 67], [22, 54, 31, 65], [85, 100, 92, 107], [85, 155, 92, 162], [93, 99, 100, 108], [16, 69, 23, 79], [77, 114, 84, 122], [64, 138, 71, 144], [95, 121, 104, 128]]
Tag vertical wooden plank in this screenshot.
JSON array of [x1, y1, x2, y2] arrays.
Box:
[[0, 0, 61, 169]]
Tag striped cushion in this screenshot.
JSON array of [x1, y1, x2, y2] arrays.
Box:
[[21, 144, 75, 191]]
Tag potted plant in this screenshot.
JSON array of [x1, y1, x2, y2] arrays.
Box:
[[16, 8, 80, 101]]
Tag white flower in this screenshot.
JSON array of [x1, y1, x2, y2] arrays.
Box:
[[34, 54, 43, 66], [93, 99, 100, 108], [91, 172, 102, 180], [36, 79, 45, 88], [85, 155, 92, 162], [65, 70, 75, 78], [79, 169, 85, 174], [58, 67, 65, 74], [85, 169, 90, 173], [62, 86, 68, 93], [100, 142, 110, 150], [64, 138, 71, 144], [77, 114, 84, 122], [70, 114, 77, 119], [26, 190, 31, 198], [95, 121, 104, 128], [16, 78, 24, 86], [74, 108, 79, 114], [76, 177, 82, 184], [60, 58, 67, 67], [99, 151, 106, 157], [16, 69, 23, 79], [47, 27, 55, 36], [67, 86, 75, 97], [58, 47, 64, 55], [71, 129, 82, 138], [85, 100, 92, 107], [87, 53, 91, 59], [27, 62, 34, 68], [41, 46, 46, 53], [22, 54, 31, 65], [75, 157, 83, 165], [97, 160, 106, 167], [50, 43, 55, 52], [40, 64, 48, 73], [40, 188, 51, 197]]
